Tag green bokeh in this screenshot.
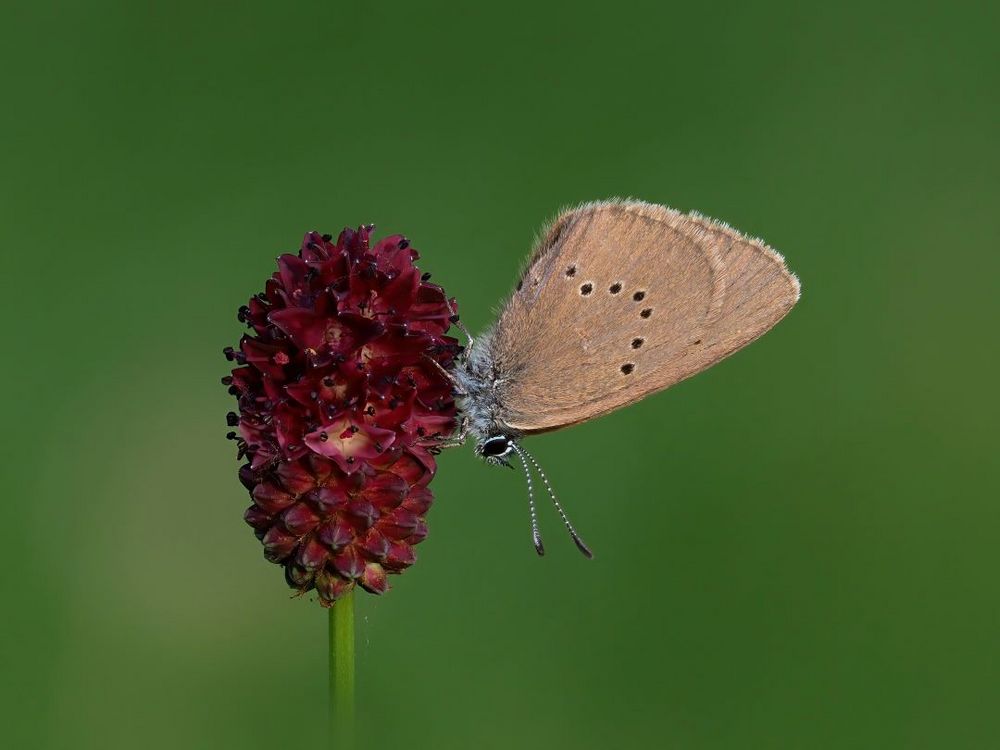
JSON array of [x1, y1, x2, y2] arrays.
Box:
[[3, 2, 998, 748]]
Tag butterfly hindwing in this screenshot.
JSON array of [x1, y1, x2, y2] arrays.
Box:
[[484, 200, 799, 434]]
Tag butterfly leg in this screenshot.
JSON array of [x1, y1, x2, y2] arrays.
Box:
[[422, 353, 468, 398], [446, 298, 475, 350], [420, 415, 470, 451]]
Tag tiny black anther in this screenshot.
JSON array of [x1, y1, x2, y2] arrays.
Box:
[[221, 375, 233, 386], [640, 308, 652, 318], [610, 283, 622, 294], [416, 427, 426, 437], [322, 376, 334, 387], [580, 283, 593, 295], [374, 443, 383, 453], [255, 292, 267, 302], [237, 305, 250, 322], [226, 412, 239, 426], [366, 406, 375, 416], [631, 338, 644, 349], [346, 457, 355, 465], [449, 314, 460, 323], [349, 425, 359, 434], [633, 291, 646, 301], [223, 346, 236, 361], [621, 363, 635, 374], [318, 431, 328, 442], [421, 272, 431, 281], [287, 444, 299, 452], [321, 233, 333, 241], [226, 431, 237, 440], [566, 265, 577, 277], [227, 385, 239, 396], [399, 238, 410, 249]]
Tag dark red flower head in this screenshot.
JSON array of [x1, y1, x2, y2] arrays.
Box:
[[224, 226, 460, 605]]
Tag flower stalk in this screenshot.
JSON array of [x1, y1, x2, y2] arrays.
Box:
[[329, 589, 355, 748]]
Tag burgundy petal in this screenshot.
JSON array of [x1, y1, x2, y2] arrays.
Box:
[[267, 308, 329, 350], [317, 518, 354, 552], [317, 518, 355, 551], [359, 562, 389, 594], [315, 569, 354, 603], [296, 535, 329, 570], [383, 542, 416, 571], [282, 503, 321, 535], [263, 526, 297, 563], [252, 482, 295, 514], [331, 546, 365, 579], [276, 461, 316, 495], [360, 471, 408, 510], [304, 418, 397, 474]]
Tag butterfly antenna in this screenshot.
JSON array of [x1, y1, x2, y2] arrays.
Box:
[[510, 444, 545, 556], [513, 443, 593, 559]]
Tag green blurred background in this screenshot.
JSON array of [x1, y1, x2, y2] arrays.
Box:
[[3, 2, 998, 748]]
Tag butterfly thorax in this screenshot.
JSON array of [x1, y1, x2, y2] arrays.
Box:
[[453, 334, 521, 448]]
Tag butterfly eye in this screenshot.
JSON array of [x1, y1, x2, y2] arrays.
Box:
[[480, 436, 511, 457]]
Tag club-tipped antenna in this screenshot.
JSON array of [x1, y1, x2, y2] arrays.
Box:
[[510, 446, 545, 556], [511, 442, 593, 559]]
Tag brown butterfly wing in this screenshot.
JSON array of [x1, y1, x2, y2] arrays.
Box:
[[486, 200, 800, 434]]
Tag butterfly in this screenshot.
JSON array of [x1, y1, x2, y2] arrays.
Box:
[[431, 199, 800, 557]]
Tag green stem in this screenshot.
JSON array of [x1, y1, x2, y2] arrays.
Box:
[[328, 588, 355, 748]]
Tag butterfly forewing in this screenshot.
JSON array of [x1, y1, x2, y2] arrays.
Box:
[[486, 200, 799, 434]]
